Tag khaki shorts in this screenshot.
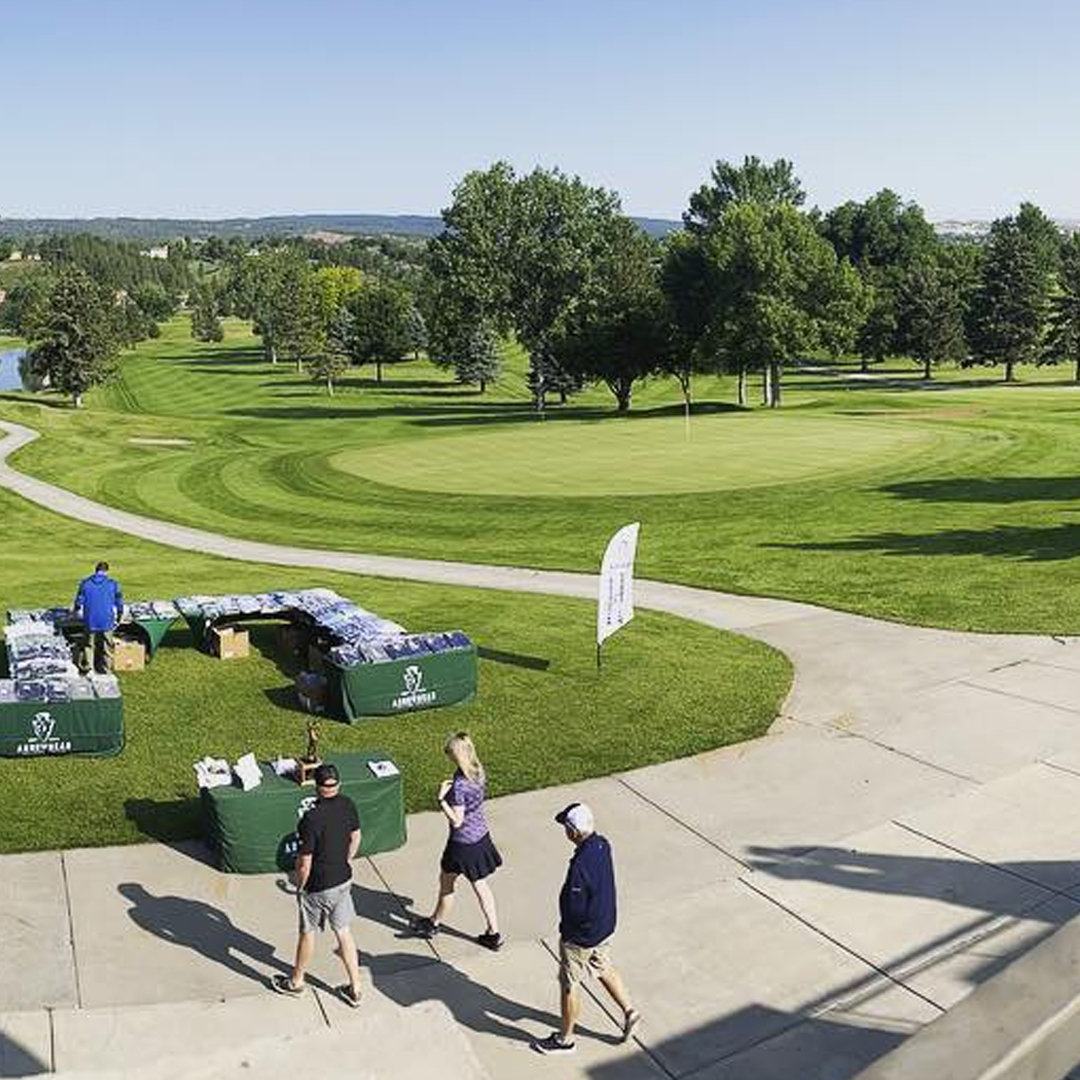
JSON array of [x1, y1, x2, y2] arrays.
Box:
[[298, 881, 355, 934], [559, 938, 613, 990]]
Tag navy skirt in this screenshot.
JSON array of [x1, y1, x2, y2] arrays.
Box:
[[441, 832, 503, 882]]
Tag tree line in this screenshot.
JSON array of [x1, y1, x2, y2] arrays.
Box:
[[7, 156, 1080, 409]]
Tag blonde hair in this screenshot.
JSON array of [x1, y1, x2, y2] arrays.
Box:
[[445, 731, 484, 783]]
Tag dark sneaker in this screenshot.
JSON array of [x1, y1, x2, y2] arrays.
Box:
[[411, 916, 439, 939], [337, 984, 362, 1009], [476, 931, 503, 952], [622, 1009, 642, 1042], [532, 1033, 576, 1056], [271, 973, 305, 997]]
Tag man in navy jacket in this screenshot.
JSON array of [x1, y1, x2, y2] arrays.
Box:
[[532, 802, 642, 1056], [74, 561, 124, 674]]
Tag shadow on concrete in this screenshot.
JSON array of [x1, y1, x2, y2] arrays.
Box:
[[372, 952, 614, 1049], [118, 882, 293, 991], [588, 1003, 912, 1080], [0, 1031, 49, 1078]]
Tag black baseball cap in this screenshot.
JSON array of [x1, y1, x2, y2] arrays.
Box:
[[314, 763, 339, 787]]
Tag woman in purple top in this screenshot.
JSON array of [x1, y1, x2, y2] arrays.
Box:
[[412, 732, 503, 950]]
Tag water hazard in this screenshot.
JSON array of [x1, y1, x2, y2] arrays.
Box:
[[0, 349, 28, 392]]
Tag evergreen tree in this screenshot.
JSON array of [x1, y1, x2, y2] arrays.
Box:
[[26, 267, 118, 407], [968, 218, 1048, 382], [455, 321, 502, 392], [1042, 231, 1080, 382], [895, 261, 968, 379]]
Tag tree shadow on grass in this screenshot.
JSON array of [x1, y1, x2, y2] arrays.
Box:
[[772, 521, 1080, 562], [881, 477, 1080, 504]]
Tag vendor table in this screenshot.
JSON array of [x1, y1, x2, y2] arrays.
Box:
[[326, 646, 478, 721], [0, 697, 124, 757], [200, 751, 406, 873], [122, 615, 179, 658]]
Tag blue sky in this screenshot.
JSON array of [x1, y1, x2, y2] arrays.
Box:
[[3, 0, 1079, 220]]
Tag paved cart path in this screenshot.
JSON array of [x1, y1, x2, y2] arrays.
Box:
[[3, 417, 1080, 1080]]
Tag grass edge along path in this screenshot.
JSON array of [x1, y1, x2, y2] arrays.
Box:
[[0, 472, 792, 855]]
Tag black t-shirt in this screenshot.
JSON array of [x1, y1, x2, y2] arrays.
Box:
[[298, 794, 360, 893]]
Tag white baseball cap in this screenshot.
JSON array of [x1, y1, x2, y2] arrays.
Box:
[[554, 802, 595, 833]]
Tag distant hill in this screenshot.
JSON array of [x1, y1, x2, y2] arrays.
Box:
[[0, 213, 682, 242]]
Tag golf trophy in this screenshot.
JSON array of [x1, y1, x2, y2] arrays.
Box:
[[297, 717, 322, 785]]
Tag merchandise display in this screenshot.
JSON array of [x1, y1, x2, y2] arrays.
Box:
[[201, 750, 406, 873], [176, 587, 478, 720]]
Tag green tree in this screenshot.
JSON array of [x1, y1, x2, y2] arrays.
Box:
[[1042, 231, 1080, 382], [275, 259, 323, 374], [895, 261, 968, 379], [190, 284, 224, 342], [456, 321, 502, 392], [26, 267, 118, 407], [704, 203, 864, 407], [684, 155, 805, 233], [336, 282, 413, 384], [1015, 201, 1062, 287], [0, 274, 54, 336], [430, 162, 622, 412], [130, 282, 177, 323], [310, 311, 350, 396], [968, 217, 1048, 382], [552, 219, 671, 412]]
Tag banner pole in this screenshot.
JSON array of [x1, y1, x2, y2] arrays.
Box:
[[596, 642, 602, 673]]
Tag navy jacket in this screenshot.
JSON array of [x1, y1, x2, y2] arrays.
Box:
[[74, 572, 124, 632], [559, 833, 617, 947]]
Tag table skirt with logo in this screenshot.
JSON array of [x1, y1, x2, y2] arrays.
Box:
[[324, 645, 478, 721], [200, 751, 407, 873], [0, 698, 124, 757]]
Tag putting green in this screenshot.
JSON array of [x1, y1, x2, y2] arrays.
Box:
[[331, 411, 956, 496]]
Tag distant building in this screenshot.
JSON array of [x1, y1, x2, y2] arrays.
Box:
[[141, 245, 170, 259]]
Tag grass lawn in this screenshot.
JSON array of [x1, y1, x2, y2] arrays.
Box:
[[4, 317, 1080, 631], [0, 485, 790, 854]]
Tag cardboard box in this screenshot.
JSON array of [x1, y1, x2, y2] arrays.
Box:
[[112, 636, 146, 672], [211, 626, 250, 660]]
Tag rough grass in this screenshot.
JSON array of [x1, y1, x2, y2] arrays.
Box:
[[5, 319, 1080, 631], [0, 485, 790, 854]]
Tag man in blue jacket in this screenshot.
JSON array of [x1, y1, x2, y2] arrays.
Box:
[[532, 802, 642, 1056], [74, 561, 124, 674]]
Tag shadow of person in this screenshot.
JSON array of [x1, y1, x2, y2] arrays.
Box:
[[118, 882, 290, 989], [370, 952, 615, 1047]]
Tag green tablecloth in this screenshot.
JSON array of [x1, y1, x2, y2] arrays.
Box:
[[0, 698, 124, 757], [200, 751, 406, 873], [326, 646, 477, 721], [123, 616, 178, 658]]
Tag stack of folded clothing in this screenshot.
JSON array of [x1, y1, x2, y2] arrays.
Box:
[[126, 600, 181, 622], [3, 617, 83, 705]]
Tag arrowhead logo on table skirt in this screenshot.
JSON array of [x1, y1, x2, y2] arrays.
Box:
[[17, 711, 71, 756], [392, 663, 437, 711]]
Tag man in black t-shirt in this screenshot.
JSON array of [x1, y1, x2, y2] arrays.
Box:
[[272, 763, 364, 1007]]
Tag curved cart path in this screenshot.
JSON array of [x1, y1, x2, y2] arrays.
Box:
[[3, 417, 1080, 1080]]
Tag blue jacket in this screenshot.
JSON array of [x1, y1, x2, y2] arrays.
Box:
[[559, 833, 617, 947], [74, 572, 124, 632]]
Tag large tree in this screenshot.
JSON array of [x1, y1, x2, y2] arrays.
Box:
[[1042, 231, 1080, 382], [189, 283, 224, 342], [429, 162, 623, 413], [683, 155, 805, 233], [703, 203, 864, 407], [967, 217, 1048, 382], [552, 219, 672, 413], [26, 267, 118, 407], [336, 281, 414, 384], [894, 261, 968, 379], [821, 190, 938, 371]]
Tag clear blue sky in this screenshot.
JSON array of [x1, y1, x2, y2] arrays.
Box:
[[4, 0, 1079, 221]]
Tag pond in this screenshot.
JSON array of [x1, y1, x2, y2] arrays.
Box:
[[0, 348, 28, 392]]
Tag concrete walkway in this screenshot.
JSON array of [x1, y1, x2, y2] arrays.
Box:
[[3, 418, 1080, 1079]]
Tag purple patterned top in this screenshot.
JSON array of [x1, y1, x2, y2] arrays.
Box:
[[446, 770, 490, 844]]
